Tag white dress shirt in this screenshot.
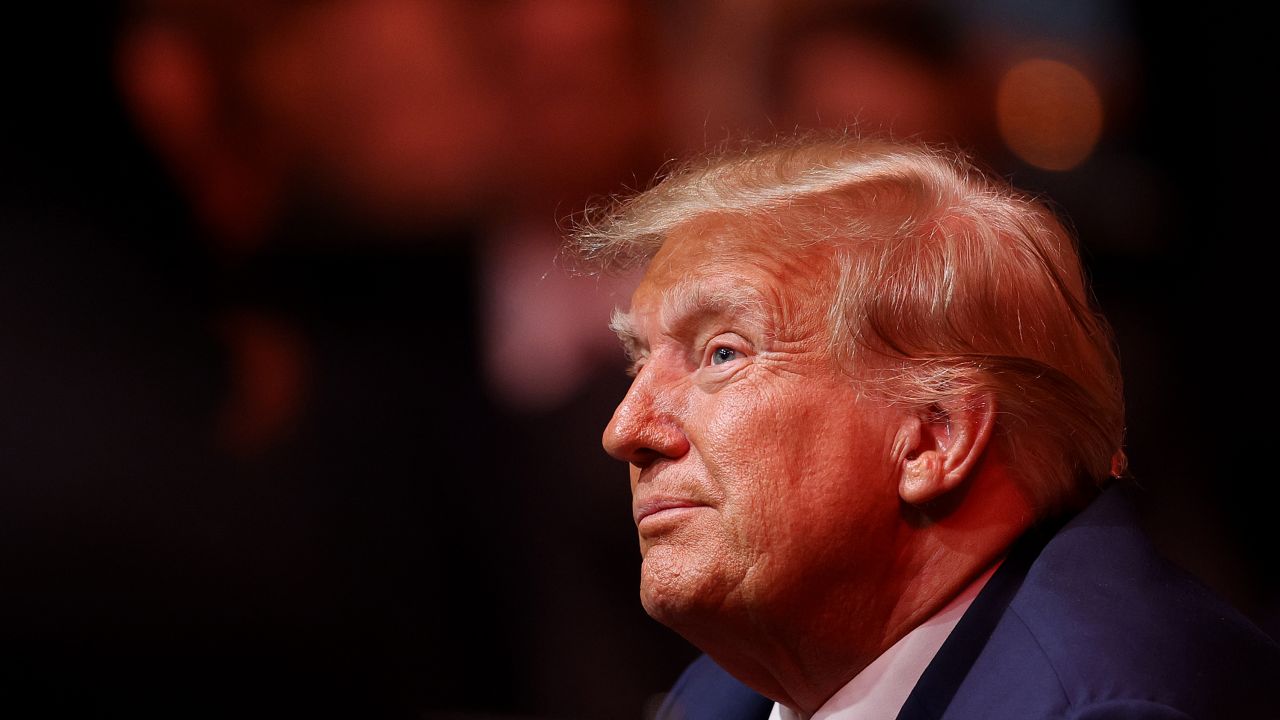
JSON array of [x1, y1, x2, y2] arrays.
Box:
[[769, 565, 998, 720]]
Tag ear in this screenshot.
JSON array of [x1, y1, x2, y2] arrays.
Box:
[[896, 394, 997, 506]]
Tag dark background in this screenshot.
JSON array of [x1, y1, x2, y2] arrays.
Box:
[[0, 2, 1252, 718]]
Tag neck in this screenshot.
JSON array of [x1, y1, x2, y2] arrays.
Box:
[[691, 466, 1035, 715]]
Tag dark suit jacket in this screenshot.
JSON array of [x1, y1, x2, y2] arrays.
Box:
[[656, 488, 1280, 719]]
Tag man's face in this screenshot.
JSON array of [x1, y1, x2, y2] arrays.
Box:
[[603, 218, 910, 633]]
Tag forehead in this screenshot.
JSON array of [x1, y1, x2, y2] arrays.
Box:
[[631, 214, 832, 317]]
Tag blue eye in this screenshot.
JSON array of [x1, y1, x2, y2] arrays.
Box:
[[711, 347, 739, 365]]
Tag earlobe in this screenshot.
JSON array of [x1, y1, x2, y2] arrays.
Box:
[[897, 395, 997, 506]]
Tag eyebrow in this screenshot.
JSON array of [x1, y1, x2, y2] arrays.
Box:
[[610, 307, 643, 365], [610, 276, 773, 365], [662, 279, 772, 340]]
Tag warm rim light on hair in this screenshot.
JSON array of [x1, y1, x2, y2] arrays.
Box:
[[568, 135, 1127, 517]]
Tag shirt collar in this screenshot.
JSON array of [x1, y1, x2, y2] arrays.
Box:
[[769, 563, 1000, 720]]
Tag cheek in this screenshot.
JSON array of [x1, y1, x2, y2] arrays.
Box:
[[719, 388, 897, 549], [704, 380, 825, 475], [699, 385, 804, 545]]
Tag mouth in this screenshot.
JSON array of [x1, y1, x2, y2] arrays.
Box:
[[633, 496, 706, 526]]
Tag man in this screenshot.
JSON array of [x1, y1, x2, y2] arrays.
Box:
[[571, 137, 1278, 719]]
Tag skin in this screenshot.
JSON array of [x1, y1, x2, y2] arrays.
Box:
[[603, 216, 1035, 715]]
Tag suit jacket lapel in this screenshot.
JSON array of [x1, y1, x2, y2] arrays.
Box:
[[895, 517, 1065, 720]]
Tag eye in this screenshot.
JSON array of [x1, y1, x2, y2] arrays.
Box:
[[710, 346, 740, 365]]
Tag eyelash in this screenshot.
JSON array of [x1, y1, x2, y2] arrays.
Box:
[[702, 335, 748, 369], [619, 336, 747, 378], [710, 346, 738, 365]]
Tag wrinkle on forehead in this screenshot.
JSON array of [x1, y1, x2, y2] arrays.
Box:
[[612, 274, 774, 348], [615, 215, 840, 349], [661, 277, 772, 334]]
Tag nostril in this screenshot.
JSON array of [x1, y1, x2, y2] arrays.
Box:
[[603, 431, 655, 465], [626, 447, 662, 469], [602, 377, 690, 464], [602, 413, 687, 466]]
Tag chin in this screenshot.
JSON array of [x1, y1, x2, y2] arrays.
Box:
[[640, 585, 712, 634], [638, 545, 732, 629]]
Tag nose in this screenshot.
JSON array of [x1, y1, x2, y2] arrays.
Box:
[[602, 370, 690, 467]]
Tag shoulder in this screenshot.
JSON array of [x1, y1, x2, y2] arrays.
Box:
[[656, 654, 773, 720], [956, 488, 1280, 719]]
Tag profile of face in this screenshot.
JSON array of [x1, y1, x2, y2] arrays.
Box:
[[603, 218, 912, 634]]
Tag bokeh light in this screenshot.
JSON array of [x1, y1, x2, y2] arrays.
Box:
[[996, 57, 1103, 171]]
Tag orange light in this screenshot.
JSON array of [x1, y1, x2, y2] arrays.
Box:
[[996, 58, 1103, 171]]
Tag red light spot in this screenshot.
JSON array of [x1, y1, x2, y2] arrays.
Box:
[[997, 59, 1103, 171]]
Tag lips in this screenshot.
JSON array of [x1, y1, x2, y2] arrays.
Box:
[[633, 496, 705, 525]]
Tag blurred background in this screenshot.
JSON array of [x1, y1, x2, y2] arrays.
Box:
[[0, 1, 1250, 718]]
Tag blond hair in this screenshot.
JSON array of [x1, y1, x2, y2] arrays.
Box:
[[571, 135, 1125, 516]]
